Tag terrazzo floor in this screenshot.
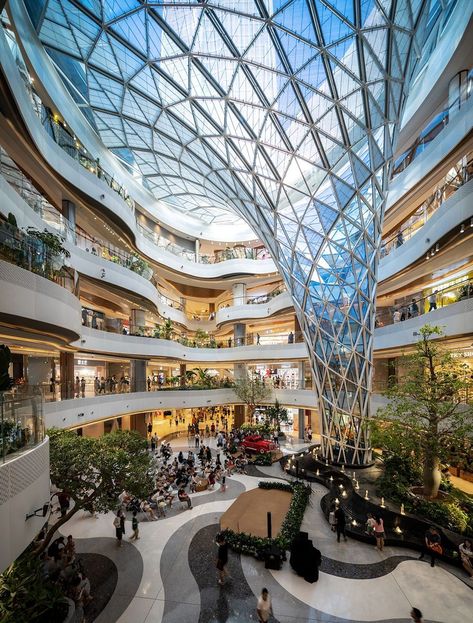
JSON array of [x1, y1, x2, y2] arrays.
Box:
[[60, 437, 473, 623]]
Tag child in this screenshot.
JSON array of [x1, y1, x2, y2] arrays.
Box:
[[130, 511, 140, 540]]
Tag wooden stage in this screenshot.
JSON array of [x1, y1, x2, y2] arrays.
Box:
[[220, 488, 292, 537]]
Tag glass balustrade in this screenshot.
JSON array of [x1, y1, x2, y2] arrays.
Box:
[[381, 153, 473, 259], [375, 277, 473, 328], [0, 220, 76, 292], [391, 68, 473, 178], [0, 390, 44, 463]]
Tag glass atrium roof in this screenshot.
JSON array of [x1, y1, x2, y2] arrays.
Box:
[[25, 0, 432, 227]]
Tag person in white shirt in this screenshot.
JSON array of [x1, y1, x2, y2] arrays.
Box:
[[257, 588, 273, 623]]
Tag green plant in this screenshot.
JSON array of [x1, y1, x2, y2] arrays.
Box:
[[408, 499, 469, 533], [192, 367, 214, 388], [36, 429, 153, 554], [0, 552, 67, 623], [371, 325, 473, 498], [252, 451, 273, 466], [128, 253, 150, 276], [25, 228, 70, 258], [233, 375, 272, 421], [265, 400, 289, 431], [161, 318, 173, 340]]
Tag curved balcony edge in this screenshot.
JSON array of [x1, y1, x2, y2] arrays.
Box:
[[374, 298, 473, 352], [0, 437, 50, 573], [74, 327, 309, 362], [379, 177, 473, 282], [43, 388, 318, 430], [0, 260, 82, 343], [387, 97, 473, 214]]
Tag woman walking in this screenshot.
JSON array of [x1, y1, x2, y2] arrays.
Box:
[[374, 515, 385, 551], [215, 533, 229, 585]]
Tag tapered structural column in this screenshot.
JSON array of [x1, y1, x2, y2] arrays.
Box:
[[233, 2, 428, 464], [130, 360, 147, 393]]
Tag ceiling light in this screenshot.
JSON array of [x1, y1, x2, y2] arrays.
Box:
[[435, 243, 439, 253], [461, 224, 465, 233]]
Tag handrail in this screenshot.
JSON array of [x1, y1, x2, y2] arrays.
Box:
[[81, 313, 304, 348], [375, 277, 473, 328], [33, 377, 310, 403], [0, 389, 44, 463], [391, 69, 473, 179], [381, 153, 473, 259], [217, 283, 287, 310]]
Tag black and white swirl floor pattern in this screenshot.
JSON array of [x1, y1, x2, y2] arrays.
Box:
[[63, 441, 473, 623]]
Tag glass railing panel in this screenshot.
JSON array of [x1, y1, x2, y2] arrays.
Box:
[[381, 153, 472, 258], [0, 390, 44, 463], [375, 278, 473, 328]]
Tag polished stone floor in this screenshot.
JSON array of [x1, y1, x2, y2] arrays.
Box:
[[62, 438, 473, 623]]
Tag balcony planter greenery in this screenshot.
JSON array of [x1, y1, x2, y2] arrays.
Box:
[[25, 228, 70, 260], [161, 318, 173, 340]]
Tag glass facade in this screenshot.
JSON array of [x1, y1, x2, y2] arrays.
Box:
[[22, 0, 438, 464]]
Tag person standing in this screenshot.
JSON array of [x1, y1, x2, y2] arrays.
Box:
[[113, 514, 123, 546], [130, 511, 140, 540], [215, 533, 229, 585], [195, 432, 200, 448], [257, 588, 273, 623], [428, 290, 438, 311], [118, 509, 126, 538], [80, 377, 86, 398], [373, 515, 385, 551], [256, 332, 260, 345], [335, 505, 347, 543], [74, 376, 80, 398]]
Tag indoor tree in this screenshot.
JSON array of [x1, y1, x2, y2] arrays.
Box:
[[35, 429, 153, 554], [265, 399, 289, 432], [372, 325, 473, 498], [233, 374, 272, 422]]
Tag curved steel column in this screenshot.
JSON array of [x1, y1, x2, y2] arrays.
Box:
[[234, 1, 429, 464]]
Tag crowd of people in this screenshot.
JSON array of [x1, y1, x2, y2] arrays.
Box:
[[37, 533, 93, 612]]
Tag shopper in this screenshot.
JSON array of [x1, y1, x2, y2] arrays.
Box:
[[113, 514, 123, 546], [428, 290, 438, 311], [459, 538, 473, 577], [80, 377, 86, 398], [256, 588, 273, 623], [130, 511, 140, 540], [373, 515, 385, 551], [419, 526, 442, 567], [215, 533, 229, 585], [335, 505, 347, 543]]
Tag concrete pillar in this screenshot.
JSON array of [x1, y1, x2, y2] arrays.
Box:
[[234, 323, 246, 347], [298, 408, 305, 440], [130, 359, 147, 392], [62, 199, 76, 242], [130, 413, 147, 437], [59, 352, 74, 399], [232, 283, 247, 306], [82, 422, 105, 438], [297, 361, 305, 389], [195, 239, 200, 261], [131, 309, 146, 333], [234, 405, 246, 428], [180, 363, 186, 387]]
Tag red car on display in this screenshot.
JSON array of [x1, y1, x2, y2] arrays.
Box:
[[241, 435, 276, 454]]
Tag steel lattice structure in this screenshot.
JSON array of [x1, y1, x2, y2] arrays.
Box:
[[23, 0, 432, 463]]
